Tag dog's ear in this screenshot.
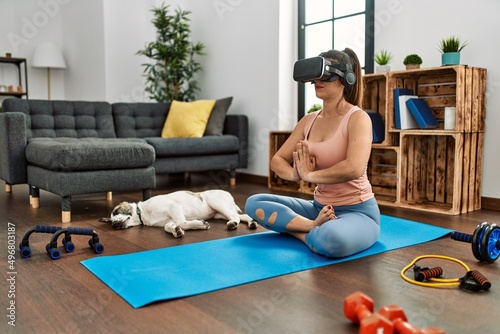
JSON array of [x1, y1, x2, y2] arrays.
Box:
[[98, 218, 112, 223]]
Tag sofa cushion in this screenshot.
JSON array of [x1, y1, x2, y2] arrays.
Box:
[[145, 135, 239, 157], [26, 138, 155, 171], [1, 99, 116, 139], [112, 102, 170, 138], [204, 97, 233, 136], [161, 100, 216, 138]]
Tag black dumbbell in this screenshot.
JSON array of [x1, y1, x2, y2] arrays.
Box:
[[450, 222, 500, 263]]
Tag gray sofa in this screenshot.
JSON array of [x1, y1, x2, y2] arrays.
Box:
[[0, 98, 248, 222]]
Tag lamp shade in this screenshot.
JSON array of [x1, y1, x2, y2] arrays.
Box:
[[32, 42, 66, 69]]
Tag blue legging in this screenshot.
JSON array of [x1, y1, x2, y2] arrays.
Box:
[[245, 194, 380, 258]]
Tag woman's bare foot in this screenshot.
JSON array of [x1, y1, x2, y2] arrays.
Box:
[[285, 206, 337, 233], [313, 205, 337, 226]]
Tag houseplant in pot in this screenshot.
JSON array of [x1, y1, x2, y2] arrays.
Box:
[[374, 50, 393, 73], [137, 3, 205, 102], [403, 54, 422, 70], [438, 36, 467, 66]]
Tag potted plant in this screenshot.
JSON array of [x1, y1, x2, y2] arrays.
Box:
[[403, 54, 422, 70], [373, 50, 393, 73], [438, 36, 468, 66], [137, 3, 205, 102]]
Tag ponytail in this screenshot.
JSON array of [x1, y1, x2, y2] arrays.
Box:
[[342, 48, 363, 107]]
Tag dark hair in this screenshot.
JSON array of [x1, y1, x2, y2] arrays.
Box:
[[322, 48, 363, 107]]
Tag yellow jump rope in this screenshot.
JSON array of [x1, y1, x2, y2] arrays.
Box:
[[400, 254, 491, 291]]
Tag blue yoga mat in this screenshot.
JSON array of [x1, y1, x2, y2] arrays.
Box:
[[81, 215, 451, 308]]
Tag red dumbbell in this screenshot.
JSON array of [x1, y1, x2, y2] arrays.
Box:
[[344, 291, 393, 334], [378, 304, 445, 334]]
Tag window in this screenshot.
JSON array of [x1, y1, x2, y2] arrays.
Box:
[[298, 0, 374, 117]]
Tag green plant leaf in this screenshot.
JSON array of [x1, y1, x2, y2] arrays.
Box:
[[373, 50, 393, 65], [438, 36, 468, 53], [403, 54, 422, 65]]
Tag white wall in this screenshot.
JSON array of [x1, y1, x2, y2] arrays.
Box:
[[102, 0, 155, 103], [62, 0, 106, 100], [1, 0, 499, 199]]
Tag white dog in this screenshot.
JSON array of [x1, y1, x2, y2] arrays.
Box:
[[99, 189, 258, 238]]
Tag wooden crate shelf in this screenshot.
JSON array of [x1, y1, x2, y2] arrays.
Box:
[[462, 131, 484, 213], [397, 131, 484, 215], [387, 66, 486, 133], [368, 146, 400, 206], [399, 132, 463, 214], [363, 73, 398, 146], [380, 66, 486, 214]]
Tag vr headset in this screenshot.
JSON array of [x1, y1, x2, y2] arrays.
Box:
[[293, 56, 356, 86]]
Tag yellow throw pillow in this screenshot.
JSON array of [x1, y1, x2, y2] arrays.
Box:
[[161, 99, 216, 138]]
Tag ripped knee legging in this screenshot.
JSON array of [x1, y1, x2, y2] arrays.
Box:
[[245, 194, 381, 258]]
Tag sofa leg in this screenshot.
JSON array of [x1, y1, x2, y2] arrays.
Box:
[[106, 191, 112, 201], [30, 186, 40, 208], [143, 189, 152, 201], [230, 169, 236, 187], [5, 184, 12, 193], [62, 196, 71, 223], [62, 211, 71, 224], [31, 197, 40, 208]]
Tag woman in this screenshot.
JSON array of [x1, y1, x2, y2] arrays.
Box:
[[245, 48, 380, 258]]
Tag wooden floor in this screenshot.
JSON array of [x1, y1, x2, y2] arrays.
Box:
[[1, 173, 499, 334]]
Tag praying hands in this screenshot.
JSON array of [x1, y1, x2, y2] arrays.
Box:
[[293, 141, 316, 182]]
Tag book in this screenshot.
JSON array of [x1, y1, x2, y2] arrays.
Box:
[[367, 112, 385, 143], [393, 88, 414, 129], [405, 98, 439, 129], [398, 95, 419, 129]]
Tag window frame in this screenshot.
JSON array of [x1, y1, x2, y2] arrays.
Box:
[[297, 0, 374, 118]]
